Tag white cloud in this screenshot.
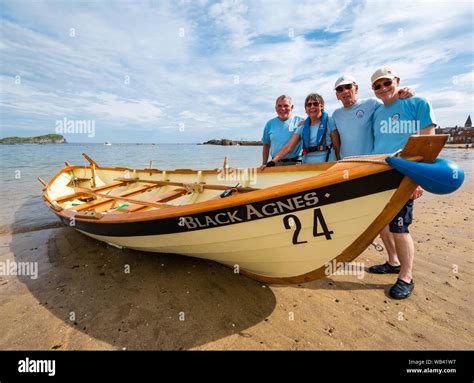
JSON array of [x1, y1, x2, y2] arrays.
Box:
[[1, 0, 472, 141], [85, 93, 167, 122], [179, 110, 213, 123], [208, 0, 252, 48]]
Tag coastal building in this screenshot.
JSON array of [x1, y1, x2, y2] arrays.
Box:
[[435, 115, 473, 144]]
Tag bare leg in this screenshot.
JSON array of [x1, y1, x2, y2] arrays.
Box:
[[393, 233, 415, 283], [379, 225, 400, 266]]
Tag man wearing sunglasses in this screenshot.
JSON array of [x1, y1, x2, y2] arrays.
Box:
[[331, 75, 414, 159], [261, 95, 305, 168], [371, 67, 436, 300]]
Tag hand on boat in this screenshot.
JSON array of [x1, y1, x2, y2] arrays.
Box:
[[266, 161, 276, 167], [410, 186, 424, 200]]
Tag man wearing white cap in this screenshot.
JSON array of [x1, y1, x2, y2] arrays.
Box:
[[331, 75, 414, 158], [371, 66, 436, 299]]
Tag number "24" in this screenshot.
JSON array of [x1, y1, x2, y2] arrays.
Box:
[[283, 208, 333, 245]]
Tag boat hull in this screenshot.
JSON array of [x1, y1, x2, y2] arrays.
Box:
[[43, 135, 449, 284], [57, 170, 404, 281], [76, 189, 396, 278]]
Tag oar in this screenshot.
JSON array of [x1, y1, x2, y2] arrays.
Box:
[[73, 187, 173, 209], [114, 177, 260, 193], [82, 153, 98, 188]]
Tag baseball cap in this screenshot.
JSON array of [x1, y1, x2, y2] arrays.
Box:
[[371, 67, 399, 85], [334, 75, 357, 90]]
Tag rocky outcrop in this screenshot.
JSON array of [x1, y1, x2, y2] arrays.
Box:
[[202, 139, 262, 146], [0, 134, 67, 144]]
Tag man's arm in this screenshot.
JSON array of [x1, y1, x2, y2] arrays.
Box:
[[260, 121, 271, 169], [398, 87, 415, 99], [421, 124, 436, 135], [262, 144, 270, 166], [330, 130, 341, 160], [272, 134, 301, 163]]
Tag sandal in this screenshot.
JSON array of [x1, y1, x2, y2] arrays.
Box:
[[368, 262, 401, 274], [389, 278, 414, 299]]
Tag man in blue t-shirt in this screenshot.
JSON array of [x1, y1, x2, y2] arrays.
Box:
[[370, 67, 436, 300], [261, 95, 305, 167], [331, 75, 414, 158]]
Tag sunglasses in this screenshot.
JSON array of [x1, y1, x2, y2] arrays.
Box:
[[372, 80, 393, 91], [306, 101, 321, 107], [335, 83, 354, 93]]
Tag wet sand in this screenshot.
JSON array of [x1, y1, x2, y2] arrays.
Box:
[[0, 181, 472, 350]]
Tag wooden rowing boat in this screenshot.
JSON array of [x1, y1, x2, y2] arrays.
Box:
[[41, 135, 448, 284]]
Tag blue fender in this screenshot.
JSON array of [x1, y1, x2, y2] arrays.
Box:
[[385, 157, 464, 195]]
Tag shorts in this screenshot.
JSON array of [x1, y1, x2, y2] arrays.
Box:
[[389, 199, 414, 234]]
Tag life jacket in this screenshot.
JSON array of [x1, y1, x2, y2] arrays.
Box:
[[301, 111, 330, 157]]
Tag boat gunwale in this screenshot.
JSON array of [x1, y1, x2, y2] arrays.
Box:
[[44, 159, 394, 224], [42, 135, 449, 225]]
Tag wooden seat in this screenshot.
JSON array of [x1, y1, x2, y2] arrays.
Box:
[[113, 188, 189, 213], [73, 183, 159, 212], [57, 181, 129, 203]]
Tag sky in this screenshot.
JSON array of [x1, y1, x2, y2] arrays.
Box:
[[0, 0, 473, 143]]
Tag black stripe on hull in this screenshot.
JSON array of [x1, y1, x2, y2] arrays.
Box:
[[59, 169, 404, 237]]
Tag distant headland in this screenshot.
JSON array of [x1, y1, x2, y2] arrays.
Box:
[[0, 134, 67, 144], [202, 139, 262, 146]]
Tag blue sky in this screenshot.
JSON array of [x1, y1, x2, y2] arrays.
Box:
[[0, 0, 473, 143]]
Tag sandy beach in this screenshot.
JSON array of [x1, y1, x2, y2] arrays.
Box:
[[0, 176, 472, 350]]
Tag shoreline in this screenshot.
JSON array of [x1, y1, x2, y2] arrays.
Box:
[[443, 144, 473, 149]]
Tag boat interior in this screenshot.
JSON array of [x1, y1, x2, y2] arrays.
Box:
[[42, 155, 334, 215]]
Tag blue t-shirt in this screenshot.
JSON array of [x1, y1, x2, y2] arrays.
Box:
[[295, 117, 336, 164], [262, 115, 304, 159], [372, 97, 436, 154], [332, 98, 381, 157]]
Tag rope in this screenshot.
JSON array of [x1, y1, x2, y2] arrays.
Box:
[[183, 183, 205, 193], [337, 158, 388, 164], [337, 150, 402, 165]]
